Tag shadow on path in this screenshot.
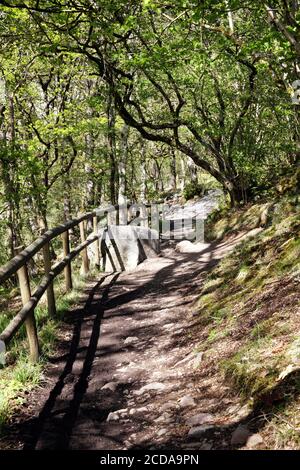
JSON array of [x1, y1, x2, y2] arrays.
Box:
[[22, 274, 119, 450], [3, 235, 248, 450]]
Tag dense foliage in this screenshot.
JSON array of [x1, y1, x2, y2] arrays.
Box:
[[0, 0, 300, 263]]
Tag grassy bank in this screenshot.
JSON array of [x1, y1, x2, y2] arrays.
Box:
[[193, 193, 300, 448]]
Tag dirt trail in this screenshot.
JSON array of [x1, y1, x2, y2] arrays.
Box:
[[2, 235, 247, 450]]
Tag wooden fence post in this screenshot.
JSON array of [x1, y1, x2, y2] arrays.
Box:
[[62, 230, 72, 291], [93, 215, 100, 267], [79, 220, 89, 275], [15, 246, 39, 363], [42, 241, 56, 317]]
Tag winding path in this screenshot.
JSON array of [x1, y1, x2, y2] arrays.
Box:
[[1, 232, 248, 451]]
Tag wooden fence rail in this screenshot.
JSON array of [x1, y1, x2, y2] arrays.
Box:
[[0, 201, 161, 363], [0, 235, 98, 351], [0, 207, 110, 362], [0, 202, 156, 284], [0, 211, 96, 285]]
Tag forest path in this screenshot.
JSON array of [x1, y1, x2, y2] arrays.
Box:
[[4, 234, 248, 450]]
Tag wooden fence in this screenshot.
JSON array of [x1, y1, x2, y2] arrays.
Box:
[[0, 211, 106, 362], [0, 200, 172, 363], [0, 205, 128, 363]]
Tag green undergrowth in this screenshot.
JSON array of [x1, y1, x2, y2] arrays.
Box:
[[0, 267, 99, 433], [195, 193, 300, 448]]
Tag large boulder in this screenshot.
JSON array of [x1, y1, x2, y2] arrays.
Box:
[[98, 225, 160, 272]]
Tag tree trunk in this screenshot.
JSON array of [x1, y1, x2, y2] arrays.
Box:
[[179, 157, 186, 191], [63, 177, 72, 221], [107, 87, 117, 206], [226, 181, 247, 207], [152, 158, 163, 193], [170, 148, 177, 190], [187, 157, 198, 183], [140, 139, 147, 202], [84, 163, 95, 209], [118, 124, 129, 224]]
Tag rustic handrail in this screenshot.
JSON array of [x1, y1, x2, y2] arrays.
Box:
[[0, 206, 113, 362], [0, 201, 156, 285], [0, 200, 157, 362], [0, 211, 96, 285], [0, 234, 98, 345]]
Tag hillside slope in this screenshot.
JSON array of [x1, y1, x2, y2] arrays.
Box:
[[191, 193, 300, 448]]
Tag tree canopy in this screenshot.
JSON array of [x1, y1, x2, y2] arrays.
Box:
[[0, 0, 300, 262]]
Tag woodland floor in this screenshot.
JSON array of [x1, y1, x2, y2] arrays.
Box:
[[0, 235, 260, 450]]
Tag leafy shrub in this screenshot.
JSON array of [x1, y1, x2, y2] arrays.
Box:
[[183, 182, 204, 200]]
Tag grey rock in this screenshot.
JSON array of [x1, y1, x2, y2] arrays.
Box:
[[246, 433, 264, 449], [136, 407, 148, 413], [179, 395, 196, 408], [157, 428, 168, 437], [162, 323, 175, 330], [124, 336, 139, 346], [231, 425, 251, 446], [236, 404, 251, 420], [193, 352, 204, 368], [135, 382, 166, 396], [123, 440, 132, 449], [155, 413, 171, 423], [200, 442, 213, 450], [174, 352, 203, 369], [227, 404, 241, 415], [100, 225, 160, 272], [101, 382, 118, 392], [186, 413, 214, 427], [106, 411, 119, 422], [160, 402, 176, 412], [173, 352, 194, 368], [188, 425, 215, 439], [173, 328, 184, 335], [118, 408, 128, 418], [164, 417, 174, 424]]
